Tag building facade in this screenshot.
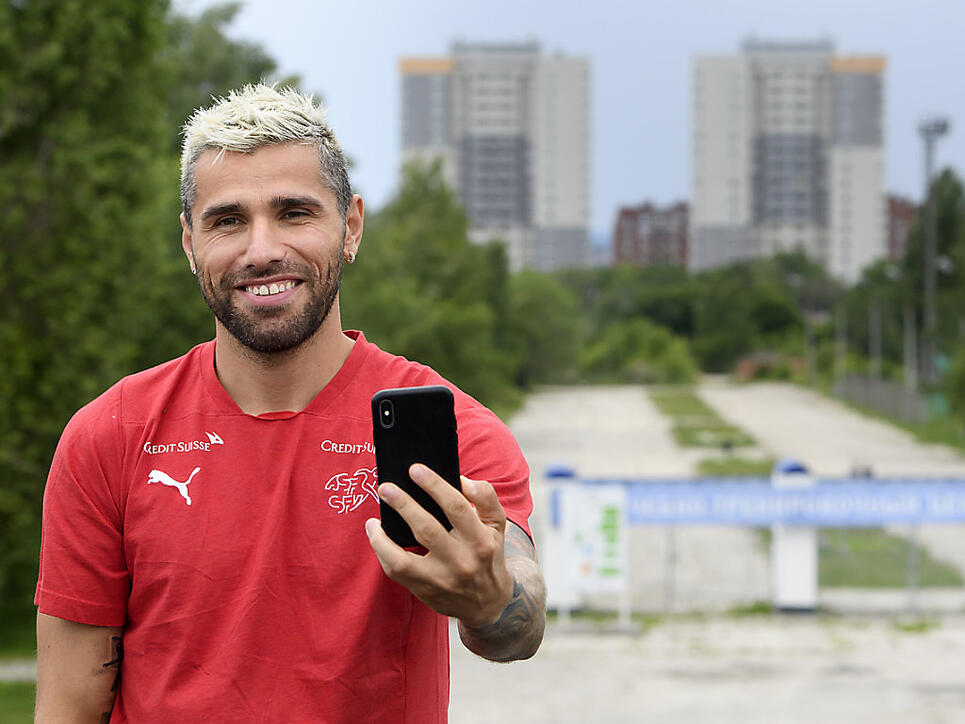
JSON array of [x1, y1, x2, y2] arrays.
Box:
[[887, 195, 916, 261], [400, 42, 590, 272], [613, 202, 688, 266], [690, 40, 885, 283]]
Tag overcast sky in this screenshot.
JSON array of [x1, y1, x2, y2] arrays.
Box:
[[178, 0, 964, 240]]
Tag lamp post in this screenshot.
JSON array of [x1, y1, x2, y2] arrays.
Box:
[[919, 117, 951, 385]]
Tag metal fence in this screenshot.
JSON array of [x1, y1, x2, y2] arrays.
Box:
[[833, 374, 930, 424], [542, 468, 965, 623]]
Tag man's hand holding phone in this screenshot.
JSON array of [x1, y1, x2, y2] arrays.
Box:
[[364, 464, 514, 627]]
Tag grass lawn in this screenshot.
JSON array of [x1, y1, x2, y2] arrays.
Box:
[[649, 386, 714, 417], [819, 528, 963, 588], [759, 527, 964, 587], [849, 400, 965, 452], [697, 457, 776, 477], [0, 682, 34, 723], [650, 387, 756, 448]]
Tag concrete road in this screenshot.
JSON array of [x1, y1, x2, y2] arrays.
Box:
[[450, 615, 965, 723], [697, 379, 965, 478]]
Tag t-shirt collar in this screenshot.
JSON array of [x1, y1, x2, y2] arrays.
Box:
[[199, 330, 371, 419]]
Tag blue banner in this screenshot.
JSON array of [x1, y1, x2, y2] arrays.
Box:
[[574, 478, 965, 526]]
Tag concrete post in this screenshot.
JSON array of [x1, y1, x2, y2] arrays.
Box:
[[771, 459, 818, 612], [542, 464, 579, 626]]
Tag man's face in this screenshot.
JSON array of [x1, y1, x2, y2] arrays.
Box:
[[181, 143, 362, 354]]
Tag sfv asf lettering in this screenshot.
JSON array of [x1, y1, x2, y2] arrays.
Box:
[[325, 468, 378, 514], [147, 467, 200, 506]]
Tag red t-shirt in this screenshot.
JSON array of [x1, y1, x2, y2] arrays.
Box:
[[35, 331, 532, 723]]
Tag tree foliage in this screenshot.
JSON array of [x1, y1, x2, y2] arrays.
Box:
[[581, 318, 698, 384], [838, 169, 964, 387], [558, 254, 817, 376], [506, 271, 583, 387], [0, 0, 174, 607], [0, 0, 305, 614], [163, 2, 300, 154], [341, 161, 520, 410]]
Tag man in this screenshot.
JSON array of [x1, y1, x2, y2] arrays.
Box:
[[34, 84, 545, 723]]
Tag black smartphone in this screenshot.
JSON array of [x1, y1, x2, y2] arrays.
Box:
[[371, 385, 461, 547]]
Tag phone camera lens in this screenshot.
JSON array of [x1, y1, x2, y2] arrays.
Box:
[[379, 399, 394, 429]]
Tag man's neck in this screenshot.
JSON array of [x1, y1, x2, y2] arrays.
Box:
[[212, 316, 355, 417]]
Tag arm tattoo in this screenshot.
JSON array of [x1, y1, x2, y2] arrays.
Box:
[[99, 634, 123, 722], [459, 522, 546, 662]]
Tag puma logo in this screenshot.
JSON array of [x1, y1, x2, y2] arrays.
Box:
[[147, 467, 200, 506]]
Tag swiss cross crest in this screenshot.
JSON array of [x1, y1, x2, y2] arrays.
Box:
[[325, 467, 379, 514]]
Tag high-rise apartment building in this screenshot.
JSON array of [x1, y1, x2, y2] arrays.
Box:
[[399, 57, 455, 187], [400, 41, 590, 271], [690, 39, 885, 283]]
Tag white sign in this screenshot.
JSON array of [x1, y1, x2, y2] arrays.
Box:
[[560, 484, 627, 595]]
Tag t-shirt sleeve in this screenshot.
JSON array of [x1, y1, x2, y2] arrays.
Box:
[[455, 406, 533, 540], [35, 392, 129, 626]]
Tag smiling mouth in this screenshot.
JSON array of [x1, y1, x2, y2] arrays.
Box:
[[243, 280, 300, 297]]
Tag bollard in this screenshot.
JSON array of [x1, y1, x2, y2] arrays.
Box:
[[771, 458, 818, 612], [542, 464, 579, 627]]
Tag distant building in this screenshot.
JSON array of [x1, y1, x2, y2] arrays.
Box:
[[399, 57, 456, 188], [612, 202, 688, 266], [400, 41, 590, 272], [887, 195, 917, 261], [690, 39, 886, 283]]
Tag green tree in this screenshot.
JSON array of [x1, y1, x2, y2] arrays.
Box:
[[506, 271, 583, 387], [558, 264, 696, 339], [581, 318, 698, 384], [946, 347, 965, 423], [691, 267, 755, 371], [0, 0, 308, 618], [341, 161, 519, 410], [0, 0, 174, 610], [164, 2, 301, 154]]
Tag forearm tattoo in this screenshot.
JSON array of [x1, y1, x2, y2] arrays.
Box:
[[459, 523, 546, 662], [100, 634, 123, 722]]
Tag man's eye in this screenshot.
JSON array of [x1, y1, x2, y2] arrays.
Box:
[[284, 209, 309, 219], [214, 216, 240, 227]]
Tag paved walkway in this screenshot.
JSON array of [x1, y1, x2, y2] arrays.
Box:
[[450, 615, 965, 723], [0, 659, 34, 682], [697, 380, 965, 478]]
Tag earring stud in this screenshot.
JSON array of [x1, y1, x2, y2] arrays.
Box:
[[344, 251, 356, 264]]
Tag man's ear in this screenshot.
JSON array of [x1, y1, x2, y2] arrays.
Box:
[[344, 194, 364, 259], [180, 213, 197, 274]]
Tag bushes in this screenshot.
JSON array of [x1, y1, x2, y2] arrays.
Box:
[[581, 318, 698, 384]]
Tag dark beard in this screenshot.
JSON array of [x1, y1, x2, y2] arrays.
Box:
[[197, 257, 343, 354]]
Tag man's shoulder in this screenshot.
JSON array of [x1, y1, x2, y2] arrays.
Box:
[[354, 333, 437, 387], [357, 334, 499, 422], [72, 342, 212, 428]]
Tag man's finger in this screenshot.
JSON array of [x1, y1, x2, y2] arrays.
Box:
[[460, 476, 507, 530], [408, 463, 477, 529], [365, 517, 418, 577], [378, 481, 448, 549]]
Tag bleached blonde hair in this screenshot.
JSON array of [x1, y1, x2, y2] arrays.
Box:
[[179, 84, 351, 224]]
